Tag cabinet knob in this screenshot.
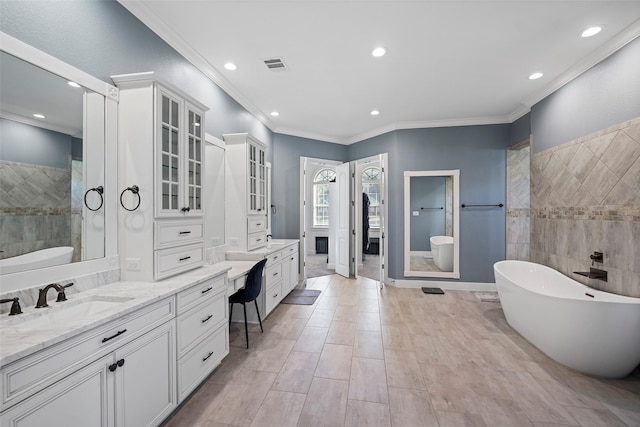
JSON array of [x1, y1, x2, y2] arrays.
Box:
[[117, 358, 125, 367], [108, 363, 117, 372], [181, 206, 191, 212], [202, 314, 213, 323], [203, 351, 214, 362]]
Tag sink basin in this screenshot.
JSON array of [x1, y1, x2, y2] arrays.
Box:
[[3, 295, 134, 329]]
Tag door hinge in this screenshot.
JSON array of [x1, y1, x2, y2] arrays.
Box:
[[352, 230, 355, 235], [351, 200, 354, 206], [381, 199, 385, 205], [382, 264, 384, 269], [303, 232, 306, 237], [351, 172, 355, 178], [382, 167, 385, 172], [352, 257, 355, 263]]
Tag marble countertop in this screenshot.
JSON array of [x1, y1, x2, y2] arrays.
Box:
[[225, 239, 299, 261], [0, 263, 234, 367]]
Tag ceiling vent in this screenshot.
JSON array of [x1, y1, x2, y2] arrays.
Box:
[[263, 58, 287, 71]]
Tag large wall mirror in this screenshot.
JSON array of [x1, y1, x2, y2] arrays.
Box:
[[0, 32, 117, 289], [404, 170, 460, 279]]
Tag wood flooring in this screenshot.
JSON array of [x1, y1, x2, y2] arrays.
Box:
[[161, 274, 640, 427]]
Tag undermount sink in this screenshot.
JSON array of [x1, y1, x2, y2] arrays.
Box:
[[4, 295, 134, 329]]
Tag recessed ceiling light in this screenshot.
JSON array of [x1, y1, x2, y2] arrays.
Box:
[[581, 26, 602, 38], [67, 81, 81, 88], [371, 47, 386, 58], [529, 72, 543, 80], [224, 62, 237, 71], [370, 110, 380, 116], [33, 113, 46, 119], [270, 111, 279, 117]]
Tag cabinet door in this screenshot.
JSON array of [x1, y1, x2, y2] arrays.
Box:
[[157, 88, 183, 217], [288, 251, 299, 292], [0, 355, 111, 427], [184, 103, 204, 215], [247, 141, 267, 215], [113, 321, 176, 427]]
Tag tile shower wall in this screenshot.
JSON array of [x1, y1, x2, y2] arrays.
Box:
[[530, 117, 640, 297], [506, 143, 531, 261], [0, 161, 72, 259]]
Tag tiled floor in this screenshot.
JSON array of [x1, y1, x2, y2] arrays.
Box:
[[162, 275, 640, 427]]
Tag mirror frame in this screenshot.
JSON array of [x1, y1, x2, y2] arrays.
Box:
[[403, 169, 460, 279], [0, 32, 119, 292]]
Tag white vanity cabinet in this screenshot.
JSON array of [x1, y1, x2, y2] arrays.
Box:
[[223, 133, 268, 252], [283, 244, 300, 294], [113, 72, 209, 281], [175, 274, 229, 402], [0, 298, 177, 427]]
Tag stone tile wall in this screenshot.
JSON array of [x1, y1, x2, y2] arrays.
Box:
[[506, 143, 531, 261], [530, 117, 640, 297], [0, 161, 72, 259]]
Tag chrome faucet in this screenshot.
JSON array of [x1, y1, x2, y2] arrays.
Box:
[[35, 283, 73, 308]]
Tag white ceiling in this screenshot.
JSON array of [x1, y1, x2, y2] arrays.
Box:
[[119, 1, 640, 144]]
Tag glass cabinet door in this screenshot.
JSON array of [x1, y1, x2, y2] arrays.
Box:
[[185, 105, 203, 214], [160, 92, 181, 214], [248, 143, 258, 213]]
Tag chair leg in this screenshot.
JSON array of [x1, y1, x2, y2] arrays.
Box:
[[254, 300, 263, 333], [243, 303, 249, 349], [229, 302, 234, 328]]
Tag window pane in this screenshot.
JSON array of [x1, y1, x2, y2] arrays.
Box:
[[171, 100, 179, 126], [162, 96, 169, 124]]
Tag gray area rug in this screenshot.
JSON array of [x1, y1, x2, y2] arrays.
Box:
[[281, 289, 321, 305]]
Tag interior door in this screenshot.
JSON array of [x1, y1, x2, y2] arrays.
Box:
[[335, 162, 350, 277], [378, 153, 387, 288], [300, 158, 307, 281]]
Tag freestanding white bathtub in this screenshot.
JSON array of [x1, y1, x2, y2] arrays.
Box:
[[0, 247, 74, 275], [430, 235, 453, 272], [494, 260, 640, 378]]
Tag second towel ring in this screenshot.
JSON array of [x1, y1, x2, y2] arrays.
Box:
[[84, 186, 104, 211], [120, 185, 141, 211]]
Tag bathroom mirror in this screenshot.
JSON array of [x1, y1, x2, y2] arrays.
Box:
[[404, 170, 460, 278], [0, 33, 116, 281]]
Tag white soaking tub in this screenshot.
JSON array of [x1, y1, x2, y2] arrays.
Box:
[[0, 247, 74, 275], [494, 260, 640, 378]]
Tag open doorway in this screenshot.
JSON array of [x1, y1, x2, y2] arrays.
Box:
[[300, 154, 387, 287]]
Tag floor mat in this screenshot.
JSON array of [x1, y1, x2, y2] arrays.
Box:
[[281, 289, 321, 305]]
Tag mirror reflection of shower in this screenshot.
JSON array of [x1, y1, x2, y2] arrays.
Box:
[[404, 170, 460, 279]]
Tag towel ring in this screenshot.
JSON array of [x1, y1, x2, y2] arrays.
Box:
[[120, 185, 141, 211], [83, 186, 104, 211]]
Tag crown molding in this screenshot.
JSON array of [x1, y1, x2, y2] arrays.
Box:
[[521, 19, 640, 109], [116, 0, 275, 132], [117, 4, 639, 146]]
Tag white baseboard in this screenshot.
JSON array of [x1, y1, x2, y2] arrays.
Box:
[[387, 278, 496, 292]]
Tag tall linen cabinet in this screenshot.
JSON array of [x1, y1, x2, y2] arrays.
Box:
[[113, 72, 208, 281]]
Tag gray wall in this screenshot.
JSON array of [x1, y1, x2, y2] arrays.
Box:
[[531, 36, 640, 153], [510, 113, 531, 146], [409, 176, 446, 251], [0, 0, 272, 147], [271, 134, 348, 238], [346, 125, 509, 282], [0, 118, 73, 169]]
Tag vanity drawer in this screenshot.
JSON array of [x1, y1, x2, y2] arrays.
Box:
[[177, 325, 228, 402], [265, 281, 283, 314], [247, 216, 267, 233], [266, 249, 283, 266], [0, 297, 174, 412], [265, 262, 283, 287], [176, 288, 226, 357], [284, 244, 298, 256], [155, 243, 204, 280], [155, 220, 204, 250], [247, 232, 266, 251], [176, 274, 226, 314]]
